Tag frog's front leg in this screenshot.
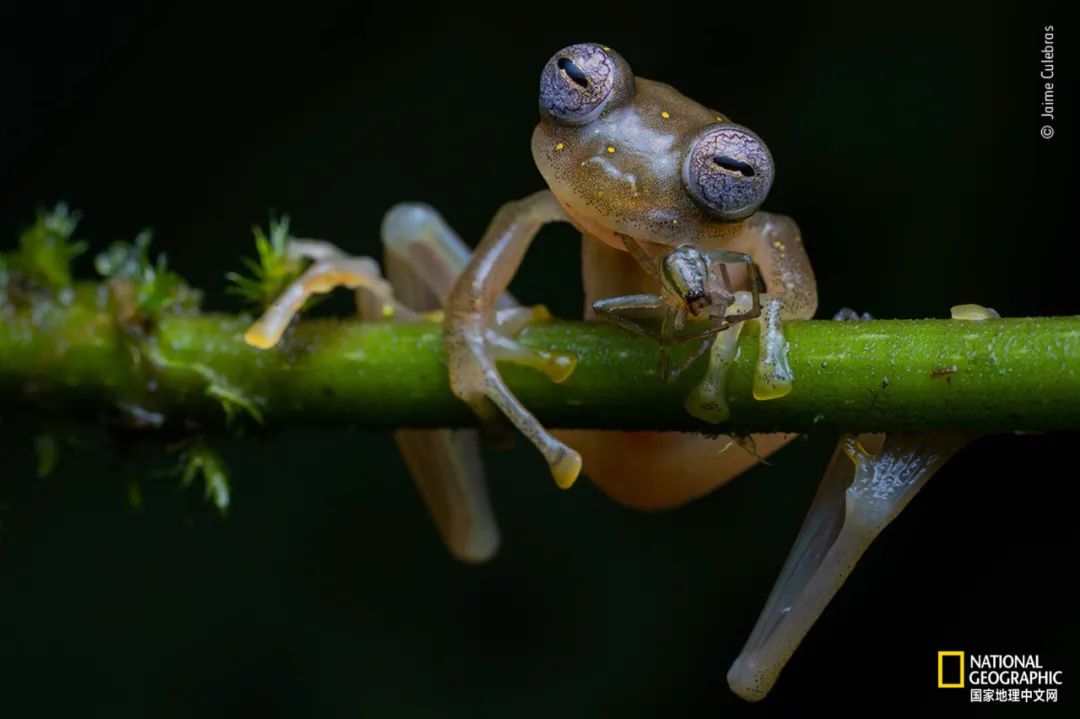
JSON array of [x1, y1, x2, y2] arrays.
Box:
[[731, 212, 819, 399], [443, 189, 583, 488], [384, 201, 573, 552]]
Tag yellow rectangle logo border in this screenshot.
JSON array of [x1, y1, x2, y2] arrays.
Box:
[[938, 651, 965, 688]]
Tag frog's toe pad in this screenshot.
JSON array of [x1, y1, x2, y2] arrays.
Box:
[[243, 326, 279, 350], [950, 303, 1000, 321], [551, 449, 583, 489]]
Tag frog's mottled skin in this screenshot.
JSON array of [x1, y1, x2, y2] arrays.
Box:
[[243, 43, 975, 702]]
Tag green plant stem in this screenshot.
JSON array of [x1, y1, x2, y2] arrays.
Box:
[[1, 289, 1078, 433]]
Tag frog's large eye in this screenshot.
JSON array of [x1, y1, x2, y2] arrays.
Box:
[[539, 43, 633, 124], [683, 125, 775, 220]]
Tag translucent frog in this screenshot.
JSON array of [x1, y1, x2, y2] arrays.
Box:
[[242, 43, 981, 701]]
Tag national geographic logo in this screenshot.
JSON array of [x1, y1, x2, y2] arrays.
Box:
[[938, 651, 965, 688], [938, 651, 1063, 704]]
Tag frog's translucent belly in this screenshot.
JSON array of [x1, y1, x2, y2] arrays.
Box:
[[562, 234, 793, 510], [554, 428, 795, 510]]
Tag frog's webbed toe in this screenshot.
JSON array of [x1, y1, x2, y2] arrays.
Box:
[[488, 305, 577, 384], [726, 432, 973, 701]]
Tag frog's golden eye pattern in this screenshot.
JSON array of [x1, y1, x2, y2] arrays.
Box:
[[683, 125, 775, 220], [539, 43, 632, 124]]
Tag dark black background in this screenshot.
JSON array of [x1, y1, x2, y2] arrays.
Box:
[[1, 2, 1075, 716]]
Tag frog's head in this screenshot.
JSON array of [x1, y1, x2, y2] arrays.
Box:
[[532, 43, 775, 248]]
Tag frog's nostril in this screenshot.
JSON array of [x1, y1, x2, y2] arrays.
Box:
[[713, 155, 756, 177], [557, 57, 590, 88]]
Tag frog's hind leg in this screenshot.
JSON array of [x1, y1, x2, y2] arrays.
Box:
[[380, 203, 505, 562], [242, 207, 502, 562], [381, 204, 509, 313], [392, 427, 496, 563], [726, 432, 973, 701]]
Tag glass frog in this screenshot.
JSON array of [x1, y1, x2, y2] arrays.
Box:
[[242, 43, 977, 701]]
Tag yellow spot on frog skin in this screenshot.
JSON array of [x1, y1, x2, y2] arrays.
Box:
[[601, 46, 611, 52], [716, 115, 726, 123], [555, 142, 565, 151], [773, 240, 786, 251], [606, 146, 616, 153], [661, 110, 670, 119], [596, 190, 605, 197]]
